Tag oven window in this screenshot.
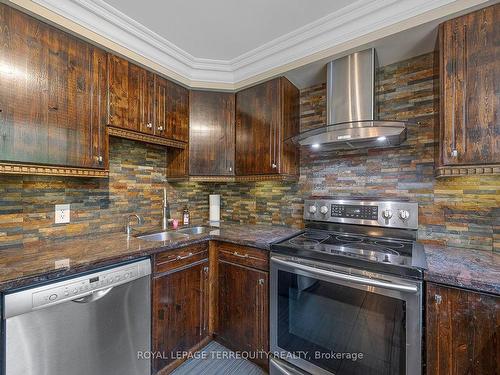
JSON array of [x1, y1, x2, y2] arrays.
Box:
[[276, 270, 406, 374]]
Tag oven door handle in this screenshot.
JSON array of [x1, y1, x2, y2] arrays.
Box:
[[272, 258, 418, 293]]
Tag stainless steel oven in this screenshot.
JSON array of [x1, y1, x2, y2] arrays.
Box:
[[270, 255, 422, 375]]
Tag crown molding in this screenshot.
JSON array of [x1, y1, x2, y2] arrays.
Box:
[[13, 0, 490, 89]]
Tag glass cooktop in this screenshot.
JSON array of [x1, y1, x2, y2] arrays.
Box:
[[284, 229, 414, 267]]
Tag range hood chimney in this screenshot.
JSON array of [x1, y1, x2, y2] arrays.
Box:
[[292, 48, 407, 151]]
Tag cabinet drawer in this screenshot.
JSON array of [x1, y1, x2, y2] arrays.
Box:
[[154, 243, 208, 274], [217, 242, 269, 271]]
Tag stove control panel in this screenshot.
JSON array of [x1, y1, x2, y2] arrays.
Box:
[[304, 199, 418, 230]]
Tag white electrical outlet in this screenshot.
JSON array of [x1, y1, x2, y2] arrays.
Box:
[[54, 258, 70, 269], [55, 204, 70, 224]]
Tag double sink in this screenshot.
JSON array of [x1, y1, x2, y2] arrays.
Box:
[[135, 226, 210, 242]]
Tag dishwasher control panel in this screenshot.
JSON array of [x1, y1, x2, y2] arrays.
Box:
[[32, 266, 141, 308], [4, 258, 151, 319]]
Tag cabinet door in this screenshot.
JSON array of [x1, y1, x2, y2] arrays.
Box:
[[89, 47, 108, 169], [155, 76, 168, 138], [189, 91, 235, 175], [280, 78, 300, 176], [128, 65, 155, 135], [108, 54, 155, 134], [235, 79, 280, 175], [166, 80, 189, 142], [426, 283, 499, 375], [152, 261, 209, 373], [0, 4, 106, 169], [440, 4, 500, 166], [107, 54, 131, 130], [218, 261, 269, 359]]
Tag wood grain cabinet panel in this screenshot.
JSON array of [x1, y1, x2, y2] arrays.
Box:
[[216, 243, 269, 369], [152, 245, 210, 374], [107, 54, 156, 135], [217, 261, 269, 367], [438, 4, 500, 169], [189, 91, 235, 176], [164, 80, 189, 142], [0, 4, 107, 170], [426, 283, 500, 375], [235, 77, 299, 176]]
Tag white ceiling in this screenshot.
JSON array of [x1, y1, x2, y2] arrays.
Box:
[[26, 0, 492, 89], [103, 0, 353, 61], [285, 19, 440, 88]]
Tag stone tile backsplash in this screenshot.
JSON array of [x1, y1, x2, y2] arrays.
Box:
[[0, 52, 498, 252]]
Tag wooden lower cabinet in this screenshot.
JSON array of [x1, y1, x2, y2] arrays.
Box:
[[152, 242, 270, 373], [426, 283, 500, 375], [216, 247, 269, 369], [152, 244, 210, 374]]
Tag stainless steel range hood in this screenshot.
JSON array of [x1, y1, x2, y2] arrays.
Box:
[[293, 48, 406, 151]]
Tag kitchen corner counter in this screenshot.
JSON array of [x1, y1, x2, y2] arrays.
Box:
[[0, 223, 302, 292], [423, 244, 500, 295]]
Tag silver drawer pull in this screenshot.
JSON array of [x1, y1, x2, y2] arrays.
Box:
[[176, 252, 193, 260], [146, 122, 153, 129], [233, 251, 248, 258]]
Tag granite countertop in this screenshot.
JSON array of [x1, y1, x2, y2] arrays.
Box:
[[0, 223, 302, 292], [423, 243, 500, 295], [2, 224, 498, 296]]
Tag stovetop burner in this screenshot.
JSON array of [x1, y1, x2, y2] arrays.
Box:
[[286, 230, 412, 259], [271, 198, 426, 279]]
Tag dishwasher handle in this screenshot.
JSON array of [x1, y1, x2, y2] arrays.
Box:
[[72, 287, 113, 304], [3, 258, 151, 319]]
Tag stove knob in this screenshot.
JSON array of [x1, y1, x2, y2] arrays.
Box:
[[320, 206, 329, 215], [399, 210, 410, 221], [382, 209, 393, 219], [308, 206, 317, 214]]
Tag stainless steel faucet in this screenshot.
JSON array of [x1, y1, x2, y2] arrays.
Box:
[[126, 214, 143, 236], [162, 188, 170, 230]]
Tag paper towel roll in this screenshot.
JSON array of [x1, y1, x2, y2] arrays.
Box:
[[209, 194, 220, 222]]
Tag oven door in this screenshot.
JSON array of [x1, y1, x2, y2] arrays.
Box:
[[270, 255, 422, 375]]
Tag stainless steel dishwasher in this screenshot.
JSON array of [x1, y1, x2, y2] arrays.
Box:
[[3, 258, 151, 375]]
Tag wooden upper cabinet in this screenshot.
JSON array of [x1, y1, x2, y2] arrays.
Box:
[[439, 4, 500, 168], [107, 54, 155, 134], [189, 91, 235, 176], [165, 80, 189, 142], [0, 4, 107, 171], [235, 77, 299, 176], [426, 283, 500, 375], [108, 54, 189, 143]]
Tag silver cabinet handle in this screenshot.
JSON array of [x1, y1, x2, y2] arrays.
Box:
[[272, 258, 418, 293], [233, 251, 248, 258], [258, 278, 265, 285], [434, 294, 442, 304], [229, 167, 232, 172], [157, 126, 164, 131], [146, 123, 153, 129], [272, 163, 277, 169], [176, 252, 193, 260]]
